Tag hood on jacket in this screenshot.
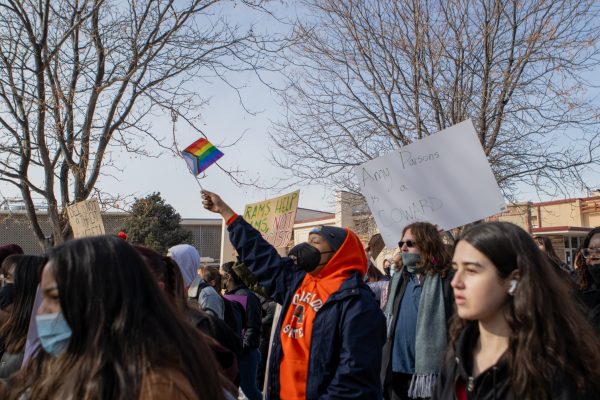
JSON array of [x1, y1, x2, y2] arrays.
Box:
[[168, 244, 200, 287], [316, 228, 368, 280]]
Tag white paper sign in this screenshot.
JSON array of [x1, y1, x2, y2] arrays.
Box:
[[355, 119, 505, 247]]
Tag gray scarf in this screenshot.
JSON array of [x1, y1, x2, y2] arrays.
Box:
[[408, 272, 446, 398]]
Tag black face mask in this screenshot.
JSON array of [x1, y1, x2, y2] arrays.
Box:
[[0, 283, 15, 309], [589, 265, 600, 286], [289, 242, 333, 272]]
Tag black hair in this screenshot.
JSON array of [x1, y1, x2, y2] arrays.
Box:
[[574, 227, 600, 290], [0, 255, 45, 353], [221, 261, 242, 284]]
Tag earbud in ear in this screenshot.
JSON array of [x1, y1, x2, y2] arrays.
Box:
[[508, 279, 518, 296]]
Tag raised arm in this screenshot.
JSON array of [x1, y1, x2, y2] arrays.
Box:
[[201, 190, 302, 304]]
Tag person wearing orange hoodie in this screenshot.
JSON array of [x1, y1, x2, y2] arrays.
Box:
[[201, 190, 386, 400]]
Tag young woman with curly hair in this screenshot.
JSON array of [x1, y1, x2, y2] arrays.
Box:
[[382, 221, 454, 400], [572, 227, 600, 330], [434, 222, 600, 399]]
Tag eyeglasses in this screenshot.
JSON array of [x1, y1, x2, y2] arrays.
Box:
[[398, 240, 417, 248], [582, 248, 600, 259]]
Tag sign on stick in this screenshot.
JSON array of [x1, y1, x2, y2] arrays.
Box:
[[66, 199, 106, 238], [355, 119, 505, 247], [243, 190, 300, 249]]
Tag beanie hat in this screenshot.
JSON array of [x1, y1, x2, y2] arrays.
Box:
[[309, 226, 348, 253]]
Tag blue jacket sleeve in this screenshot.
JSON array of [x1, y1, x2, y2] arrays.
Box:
[[227, 216, 303, 305], [323, 295, 387, 399]]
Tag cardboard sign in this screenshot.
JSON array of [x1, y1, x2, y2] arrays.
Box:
[[66, 199, 106, 238], [355, 119, 505, 247], [243, 190, 300, 248]]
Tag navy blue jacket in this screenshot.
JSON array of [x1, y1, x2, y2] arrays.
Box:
[[228, 216, 386, 399]]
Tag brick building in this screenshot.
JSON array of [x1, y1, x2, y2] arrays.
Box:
[[0, 211, 222, 260], [487, 195, 600, 265]]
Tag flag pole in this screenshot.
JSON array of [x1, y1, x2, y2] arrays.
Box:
[[171, 109, 204, 191]]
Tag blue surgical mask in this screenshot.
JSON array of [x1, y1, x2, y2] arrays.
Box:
[[401, 253, 421, 272], [36, 312, 72, 357]]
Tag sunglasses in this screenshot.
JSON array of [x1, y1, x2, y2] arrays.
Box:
[[398, 240, 417, 248], [582, 248, 600, 259]]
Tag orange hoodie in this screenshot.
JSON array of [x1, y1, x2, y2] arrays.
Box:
[[278, 229, 368, 400]]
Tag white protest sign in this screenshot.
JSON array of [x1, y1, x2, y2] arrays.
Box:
[[355, 119, 505, 247]]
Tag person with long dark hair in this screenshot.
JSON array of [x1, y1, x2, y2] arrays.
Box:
[[7, 236, 227, 400], [434, 222, 600, 399], [533, 235, 574, 279], [382, 222, 454, 400], [0, 245, 24, 313], [0, 255, 45, 381], [573, 227, 600, 330], [134, 245, 240, 391]]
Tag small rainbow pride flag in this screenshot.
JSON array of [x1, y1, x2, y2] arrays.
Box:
[[181, 137, 224, 175]]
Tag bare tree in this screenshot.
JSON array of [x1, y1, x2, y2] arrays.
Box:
[[0, 0, 279, 249], [272, 0, 600, 200]]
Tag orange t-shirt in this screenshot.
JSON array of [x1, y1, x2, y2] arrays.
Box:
[[278, 229, 367, 400]]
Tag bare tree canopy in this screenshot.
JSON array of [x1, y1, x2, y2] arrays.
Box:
[[272, 0, 600, 198], [0, 0, 278, 249]]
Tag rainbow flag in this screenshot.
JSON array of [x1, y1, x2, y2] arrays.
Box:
[[181, 137, 224, 175]]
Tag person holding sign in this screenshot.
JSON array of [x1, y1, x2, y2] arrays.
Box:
[[382, 222, 454, 400], [434, 222, 600, 399], [201, 190, 386, 400]]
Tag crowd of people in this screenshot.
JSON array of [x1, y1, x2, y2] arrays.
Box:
[[0, 189, 599, 399]]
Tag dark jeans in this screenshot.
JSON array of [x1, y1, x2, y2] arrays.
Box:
[[239, 348, 262, 400]]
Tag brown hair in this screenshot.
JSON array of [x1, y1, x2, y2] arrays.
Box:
[[135, 245, 188, 311], [9, 237, 226, 400], [402, 221, 450, 276], [450, 222, 600, 398], [201, 265, 222, 289]]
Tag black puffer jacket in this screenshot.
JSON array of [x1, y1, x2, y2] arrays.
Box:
[[433, 322, 598, 400], [578, 287, 600, 332], [225, 285, 262, 351]]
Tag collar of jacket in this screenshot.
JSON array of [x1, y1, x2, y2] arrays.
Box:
[[322, 272, 365, 304], [452, 321, 509, 397], [225, 283, 247, 295]]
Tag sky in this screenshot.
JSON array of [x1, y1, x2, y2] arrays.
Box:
[[94, 2, 335, 219], [100, 70, 335, 219], [2, 1, 599, 220], [0, 2, 334, 218]]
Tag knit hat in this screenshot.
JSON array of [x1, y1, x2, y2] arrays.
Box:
[[309, 226, 348, 253]]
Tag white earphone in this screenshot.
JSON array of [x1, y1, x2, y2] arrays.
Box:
[[508, 279, 518, 296]]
